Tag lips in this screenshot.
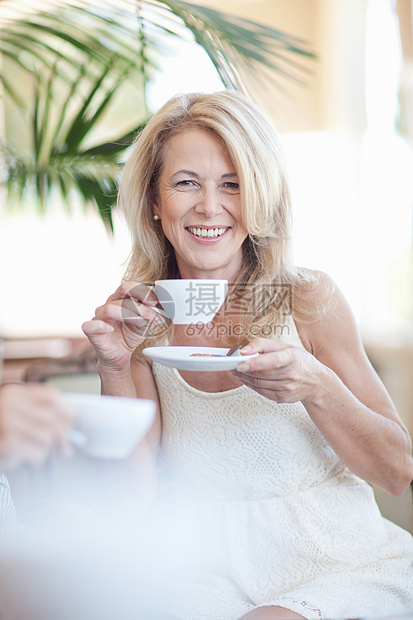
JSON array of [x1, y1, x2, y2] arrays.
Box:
[[186, 226, 229, 239]]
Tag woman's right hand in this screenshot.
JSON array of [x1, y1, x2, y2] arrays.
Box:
[[82, 281, 164, 375]]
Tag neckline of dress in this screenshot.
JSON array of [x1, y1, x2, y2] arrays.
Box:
[[170, 365, 247, 397]]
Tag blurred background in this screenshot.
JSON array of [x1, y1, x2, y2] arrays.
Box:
[[0, 0, 412, 526]]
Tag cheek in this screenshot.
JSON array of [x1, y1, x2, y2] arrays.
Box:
[[161, 192, 188, 213], [230, 198, 243, 220], [234, 206, 247, 233], [159, 218, 185, 245]]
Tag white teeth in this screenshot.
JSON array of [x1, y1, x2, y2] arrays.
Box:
[[187, 227, 228, 238]]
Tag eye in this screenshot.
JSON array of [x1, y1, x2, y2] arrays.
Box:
[[176, 180, 196, 187], [222, 181, 239, 192]]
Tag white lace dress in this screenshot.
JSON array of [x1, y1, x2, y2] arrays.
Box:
[[151, 322, 413, 620]]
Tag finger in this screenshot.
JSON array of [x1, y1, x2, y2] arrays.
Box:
[[236, 348, 291, 373], [1, 384, 70, 426], [2, 421, 59, 466], [14, 440, 53, 465], [231, 372, 291, 402], [121, 299, 166, 325], [17, 424, 56, 449], [107, 282, 157, 306], [232, 370, 280, 389], [122, 298, 168, 326], [0, 385, 73, 464], [243, 383, 286, 402], [106, 281, 143, 302], [82, 319, 115, 337], [233, 368, 291, 395], [240, 337, 289, 355], [129, 283, 159, 306], [16, 397, 72, 440], [94, 300, 161, 326]]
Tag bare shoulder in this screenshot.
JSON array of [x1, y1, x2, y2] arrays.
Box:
[[295, 270, 366, 367], [296, 271, 399, 417]]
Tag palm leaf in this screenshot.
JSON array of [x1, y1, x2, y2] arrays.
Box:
[[0, 1, 315, 99], [158, 0, 315, 85], [1, 54, 143, 227], [83, 126, 145, 157], [0, 0, 315, 229]]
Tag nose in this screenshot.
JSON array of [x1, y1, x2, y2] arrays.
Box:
[[194, 187, 223, 218]]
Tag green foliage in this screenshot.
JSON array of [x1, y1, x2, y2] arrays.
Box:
[[0, 1, 315, 230]]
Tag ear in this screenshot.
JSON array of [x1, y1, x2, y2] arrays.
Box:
[[149, 188, 161, 219], [152, 202, 161, 220]]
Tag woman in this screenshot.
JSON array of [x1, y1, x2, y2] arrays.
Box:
[[83, 91, 413, 620]]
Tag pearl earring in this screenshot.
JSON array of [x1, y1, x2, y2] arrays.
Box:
[[153, 214, 160, 221]]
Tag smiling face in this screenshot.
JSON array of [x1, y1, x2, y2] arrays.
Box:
[[151, 127, 248, 280]]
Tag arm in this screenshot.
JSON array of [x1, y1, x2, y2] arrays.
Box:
[[82, 281, 164, 512], [81, 281, 164, 397], [233, 274, 413, 495]]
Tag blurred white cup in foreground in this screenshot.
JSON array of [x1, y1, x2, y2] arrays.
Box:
[[65, 393, 156, 459]]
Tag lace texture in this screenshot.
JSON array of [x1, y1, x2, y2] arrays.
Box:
[[152, 323, 413, 620]]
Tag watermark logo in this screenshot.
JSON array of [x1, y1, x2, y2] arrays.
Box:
[[120, 281, 292, 340], [223, 283, 292, 317], [185, 281, 223, 319], [184, 321, 291, 339]]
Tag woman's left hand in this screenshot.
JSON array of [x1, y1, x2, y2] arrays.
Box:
[[232, 337, 329, 405]]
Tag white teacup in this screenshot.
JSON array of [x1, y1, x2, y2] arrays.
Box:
[[65, 393, 156, 460], [152, 279, 228, 324]]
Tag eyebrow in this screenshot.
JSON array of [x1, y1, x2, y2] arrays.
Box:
[[172, 170, 238, 179]]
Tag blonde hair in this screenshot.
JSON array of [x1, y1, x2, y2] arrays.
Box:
[[119, 90, 329, 346]]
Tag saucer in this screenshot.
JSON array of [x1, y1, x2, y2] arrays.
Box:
[[142, 346, 258, 371]]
